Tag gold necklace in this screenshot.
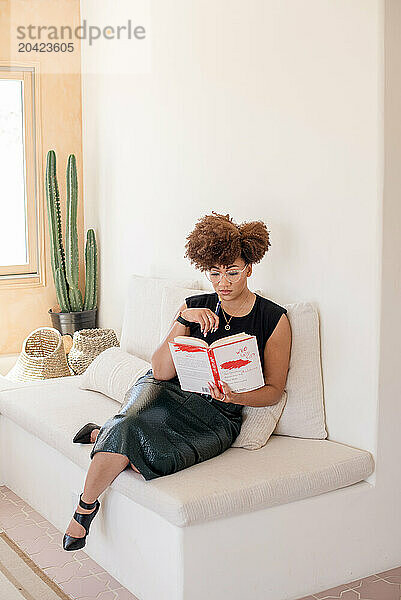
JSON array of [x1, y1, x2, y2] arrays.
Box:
[[219, 292, 254, 331]]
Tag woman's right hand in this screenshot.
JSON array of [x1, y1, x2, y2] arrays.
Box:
[[181, 308, 219, 335]]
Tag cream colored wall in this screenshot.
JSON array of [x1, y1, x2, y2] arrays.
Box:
[[81, 0, 382, 456], [0, 0, 84, 355], [82, 0, 401, 571]]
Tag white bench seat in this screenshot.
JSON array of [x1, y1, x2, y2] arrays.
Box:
[[0, 376, 374, 528], [0, 276, 377, 600]]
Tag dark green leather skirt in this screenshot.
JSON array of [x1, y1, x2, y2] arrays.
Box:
[[90, 368, 243, 481]]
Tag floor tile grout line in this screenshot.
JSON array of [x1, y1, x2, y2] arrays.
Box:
[[44, 569, 116, 588], [94, 589, 119, 600], [309, 576, 401, 600], [311, 588, 357, 598], [373, 574, 401, 584]]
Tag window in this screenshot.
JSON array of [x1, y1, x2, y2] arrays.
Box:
[[0, 66, 43, 287]]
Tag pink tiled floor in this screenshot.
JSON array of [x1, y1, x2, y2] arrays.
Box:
[[296, 569, 401, 599], [297, 568, 401, 599], [0, 485, 400, 600], [0, 485, 138, 600]]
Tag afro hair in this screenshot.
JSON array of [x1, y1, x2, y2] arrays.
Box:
[[184, 211, 271, 272]]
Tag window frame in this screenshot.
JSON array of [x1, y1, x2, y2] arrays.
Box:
[[0, 63, 45, 289]]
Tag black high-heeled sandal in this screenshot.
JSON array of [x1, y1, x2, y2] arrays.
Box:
[[73, 423, 100, 444], [62, 493, 100, 551]]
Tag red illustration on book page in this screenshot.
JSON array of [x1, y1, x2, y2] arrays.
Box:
[[172, 344, 205, 353], [220, 358, 251, 369]]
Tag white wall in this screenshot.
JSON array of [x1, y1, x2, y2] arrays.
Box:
[[80, 0, 401, 586], [81, 1, 382, 461]]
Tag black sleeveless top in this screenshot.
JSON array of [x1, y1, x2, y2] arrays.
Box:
[[184, 292, 287, 373]]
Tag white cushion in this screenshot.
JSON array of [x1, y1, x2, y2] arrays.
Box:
[[0, 374, 73, 392], [78, 347, 151, 403], [160, 285, 285, 450], [120, 274, 201, 363], [272, 302, 327, 439], [0, 381, 374, 527], [232, 391, 288, 450], [0, 375, 29, 392], [0, 377, 116, 467]]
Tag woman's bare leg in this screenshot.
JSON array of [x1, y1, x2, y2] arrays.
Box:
[[65, 451, 129, 538], [90, 429, 140, 474], [90, 429, 100, 442]]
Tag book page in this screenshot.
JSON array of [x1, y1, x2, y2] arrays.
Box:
[[209, 332, 248, 348], [210, 335, 265, 393], [168, 341, 214, 394]]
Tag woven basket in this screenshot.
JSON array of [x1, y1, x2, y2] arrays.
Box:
[[7, 327, 71, 382], [67, 328, 120, 375]]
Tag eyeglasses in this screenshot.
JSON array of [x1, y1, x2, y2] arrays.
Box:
[[205, 264, 249, 284]]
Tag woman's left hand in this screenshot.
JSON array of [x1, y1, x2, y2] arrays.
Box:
[[207, 380, 236, 403]]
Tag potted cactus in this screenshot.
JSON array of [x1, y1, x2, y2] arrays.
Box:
[[46, 149, 98, 336]]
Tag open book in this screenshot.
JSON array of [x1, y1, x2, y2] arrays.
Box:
[[168, 332, 265, 395]]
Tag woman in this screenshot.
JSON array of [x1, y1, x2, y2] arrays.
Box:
[[63, 211, 292, 551]]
